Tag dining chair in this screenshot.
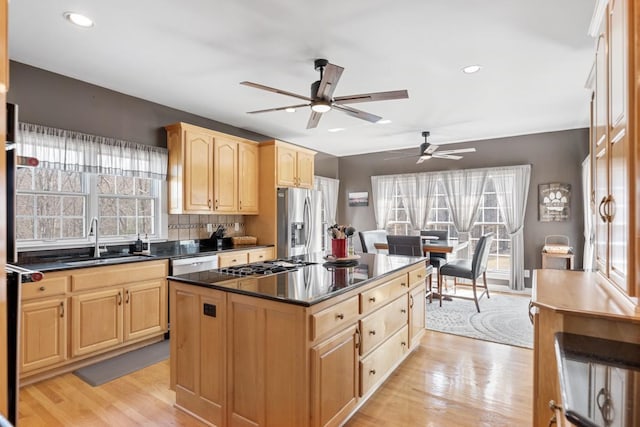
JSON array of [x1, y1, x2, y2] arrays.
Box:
[[420, 229, 449, 289], [386, 235, 423, 257], [437, 232, 495, 312], [358, 230, 388, 253]]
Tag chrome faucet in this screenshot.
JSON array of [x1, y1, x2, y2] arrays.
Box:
[[88, 216, 101, 258]]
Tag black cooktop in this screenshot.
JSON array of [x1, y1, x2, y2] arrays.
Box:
[[218, 259, 315, 276]]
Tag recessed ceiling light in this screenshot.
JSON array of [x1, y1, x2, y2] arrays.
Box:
[[462, 64, 482, 74], [376, 119, 392, 124], [64, 12, 94, 28], [328, 128, 345, 133], [285, 107, 296, 113]]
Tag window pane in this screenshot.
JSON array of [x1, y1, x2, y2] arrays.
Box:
[[35, 169, 59, 191], [119, 217, 136, 235], [36, 218, 61, 240], [60, 171, 82, 192], [16, 167, 33, 190], [36, 195, 61, 216], [484, 208, 498, 223], [62, 218, 84, 238], [101, 217, 118, 236], [138, 217, 154, 235], [62, 196, 84, 216], [118, 198, 136, 216], [16, 194, 34, 216], [98, 175, 116, 194], [16, 218, 34, 240], [99, 197, 118, 216], [136, 178, 152, 196], [117, 176, 135, 196], [138, 199, 153, 216]]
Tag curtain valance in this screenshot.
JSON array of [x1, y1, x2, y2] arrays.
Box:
[[17, 122, 168, 180]]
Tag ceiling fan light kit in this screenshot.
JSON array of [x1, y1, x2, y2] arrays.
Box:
[[241, 58, 408, 129]]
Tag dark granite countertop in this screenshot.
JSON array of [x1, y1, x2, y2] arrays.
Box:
[[167, 252, 427, 307], [17, 239, 273, 273], [554, 332, 640, 427]]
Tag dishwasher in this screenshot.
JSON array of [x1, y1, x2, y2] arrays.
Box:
[[170, 253, 219, 275]]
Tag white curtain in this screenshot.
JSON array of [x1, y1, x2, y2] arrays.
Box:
[[18, 122, 168, 180], [440, 169, 488, 256], [371, 175, 396, 230], [492, 165, 531, 290], [397, 173, 439, 231], [314, 175, 340, 225], [582, 156, 595, 271]]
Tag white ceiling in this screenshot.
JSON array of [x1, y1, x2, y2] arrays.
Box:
[[8, 0, 596, 157]]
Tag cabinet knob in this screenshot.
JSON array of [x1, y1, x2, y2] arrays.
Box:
[[125, 290, 130, 304], [117, 291, 122, 306], [417, 274, 423, 279], [60, 301, 64, 318], [335, 313, 344, 320], [400, 282, 407, 287], [39, 286, 46, 291], [369, 369, 376, 375], [401, 341, 406, 347], [208, 199, 212, 208], [369, 297, 376, 303], [369, 330, 376, 335], [401, 309, 407, 314]]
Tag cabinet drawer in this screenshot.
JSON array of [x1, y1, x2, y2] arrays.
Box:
[[408, 265, 428, 289], [311, 296, 359, 341], [22, 274, 69, 300], [71, 260, 168, 292], [360, 325, 409, 396], [248, 247, 275, 263], [360, 274, 409, 314], [359, 296, 408, 355], [218, 251, 249, 267]]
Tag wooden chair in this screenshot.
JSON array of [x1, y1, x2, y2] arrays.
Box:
[[438, 233, 495, 312], [358, 230, 388, 253]]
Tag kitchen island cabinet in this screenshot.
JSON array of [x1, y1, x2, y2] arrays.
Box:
[[169, 253, 432, 427]]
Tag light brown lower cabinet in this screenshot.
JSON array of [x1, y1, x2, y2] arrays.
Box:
[[408, 284, 426, 347], [170, 262, 430, 427], [20, 260, 168, 382]]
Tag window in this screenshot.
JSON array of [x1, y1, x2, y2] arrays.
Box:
[[16, 166, 162, 246], [427, 179, 510, 275], [386, 181, 412, 235]]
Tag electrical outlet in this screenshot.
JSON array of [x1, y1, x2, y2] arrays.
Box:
[[206, 223, 213, 233], [524, 269, 530, 278], [234, 222, 240, 231]]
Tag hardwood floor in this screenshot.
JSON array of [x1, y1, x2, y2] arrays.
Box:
[[18, 331, 532, 426]]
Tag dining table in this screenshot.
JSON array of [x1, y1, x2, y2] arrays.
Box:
[[374, 238, 469, 257]]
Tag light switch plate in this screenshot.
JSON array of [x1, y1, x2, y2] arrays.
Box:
[[234, 222, 240, 231]]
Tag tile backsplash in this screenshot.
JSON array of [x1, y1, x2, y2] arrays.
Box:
[[168, 214, 245, 241]]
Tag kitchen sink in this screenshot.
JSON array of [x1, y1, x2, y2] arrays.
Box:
[[65, 255, 154, 267]]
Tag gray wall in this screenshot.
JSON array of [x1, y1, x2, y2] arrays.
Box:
[[338, 129, 589, 286]]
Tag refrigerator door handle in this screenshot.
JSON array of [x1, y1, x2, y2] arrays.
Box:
[[304, 195, 312, 251]]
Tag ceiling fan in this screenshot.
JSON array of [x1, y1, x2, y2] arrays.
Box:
[[416, 131, 476, 163], [385, 131, 477, 163], [241, 59, 408, 129]]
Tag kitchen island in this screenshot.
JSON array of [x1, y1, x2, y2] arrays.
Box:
[[168, 252, 431, 427]]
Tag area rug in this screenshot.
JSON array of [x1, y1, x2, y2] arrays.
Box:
[[426, 293, 533, 349], [73, 340, 169, 386]]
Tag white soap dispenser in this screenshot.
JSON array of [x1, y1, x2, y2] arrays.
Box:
[[142, 233, 151, 255]]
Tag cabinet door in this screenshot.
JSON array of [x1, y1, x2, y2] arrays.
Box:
[[20, 297, 67, 373], [408, 285, 425, 348], [296, 150, 315, 189], [238, 142, 259, 214], [218, 251, 249, 267], [124, 279, 167, 342], [311, 324, 359, 427], [213, 137, 238, 212], [593, 18, 609, 274], [607, 0, 628, 291], [276, 145, 298, 187], [185, 129, 215, 212], [71, 288, 123, 357]]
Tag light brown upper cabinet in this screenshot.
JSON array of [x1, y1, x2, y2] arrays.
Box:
[[589, 0, 639, 301], [274, 142, 316, 189], [165, 123, 259, 215]]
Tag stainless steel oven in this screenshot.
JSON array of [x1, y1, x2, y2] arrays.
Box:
[[170, 254, 219, 275]]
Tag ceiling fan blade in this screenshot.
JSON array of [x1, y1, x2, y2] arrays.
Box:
[[240, 81, 312, 102], [306, 111, 322, 129], [332, 104, 382, 123], [433, 153, 463, 160], [423, 144, 439, 155], [416, 155, 431, 164], [435, 147, 476, 155], [316, 63, 344, 100], [333, 90, 409, 105], [247, 103, 310, 114]]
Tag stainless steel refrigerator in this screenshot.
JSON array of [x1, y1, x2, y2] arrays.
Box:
[[276, 187, 325, 258]]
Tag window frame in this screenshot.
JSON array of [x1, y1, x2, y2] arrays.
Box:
[[16, 167, 166, 250]]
